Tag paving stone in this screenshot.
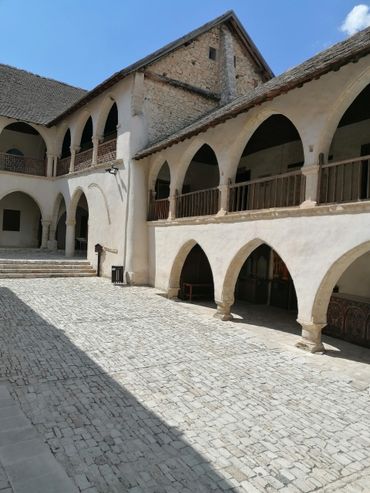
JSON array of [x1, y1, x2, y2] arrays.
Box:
[[0, 278, 369, 492]]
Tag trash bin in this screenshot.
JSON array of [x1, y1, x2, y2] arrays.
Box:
[[111, 266, 124, 284]]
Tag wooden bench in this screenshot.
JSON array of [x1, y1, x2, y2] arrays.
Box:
[[182, 282, 213, 301]]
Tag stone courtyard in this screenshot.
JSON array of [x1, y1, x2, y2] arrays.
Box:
[[0, 278, 369, 492]]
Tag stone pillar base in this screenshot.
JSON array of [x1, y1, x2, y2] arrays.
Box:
[[214, 301, 233, 321], [47, 240, 58, 251], [296, 321, 326, 354], [167, 287, 179, 299]]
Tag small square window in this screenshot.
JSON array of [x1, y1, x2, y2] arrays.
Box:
[[209, 47, 217, 61], [3, 209, 20, 232]]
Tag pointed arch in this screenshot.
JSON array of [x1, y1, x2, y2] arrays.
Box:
[[168, 239, 215, 295], [174, 142, 220, 193], [232, 114, 304, 183], [220, 238, 297, 310], [312, 241, 370, 324]]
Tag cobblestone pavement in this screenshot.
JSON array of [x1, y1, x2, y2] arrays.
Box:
[[0, 278, 369, 492]]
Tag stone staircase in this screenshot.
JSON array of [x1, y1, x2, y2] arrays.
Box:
[[0, 259, 96, 279]]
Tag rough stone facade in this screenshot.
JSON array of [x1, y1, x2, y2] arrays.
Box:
[[144, 25, 266, 143], [144, 78, 216, 143], [233, 36, 264, 95]]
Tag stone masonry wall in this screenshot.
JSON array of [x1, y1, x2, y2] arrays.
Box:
[[143, 25, 269, 143], [144, 78, 216, 143], [233, 37, 265, 96], [149, 27, 222, 94]]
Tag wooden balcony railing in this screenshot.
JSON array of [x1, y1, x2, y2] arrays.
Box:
[[97, 138, 117, 164], [57, 156, 70, 176], [176, 187, 220, 218], [229, 170, 305, 212], [148, 196, 170, 221], [319, 155, 370, 204], [74, 148, 93, 171], [0, 152, 46, 176]]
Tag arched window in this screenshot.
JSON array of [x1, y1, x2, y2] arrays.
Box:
[[103, 103, 118, 141], [61, 129, 71, 158], [80, 117, 93, 151], [320, 84, 370, 204]]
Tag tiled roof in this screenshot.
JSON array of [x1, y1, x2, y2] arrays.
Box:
[[0, 64, 86, 125], [135, 26, 370, 159]]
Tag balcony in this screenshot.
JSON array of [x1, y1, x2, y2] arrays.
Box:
[[176, 187, 220, 218], [148, 170, 305, 221], [0, 152, 46, 176], [97, 138, 117, 164], [74, 148, 93, 172], [229, 170, 305, 212], [57, 156, 70, 176], [319, 155, 370, 204]]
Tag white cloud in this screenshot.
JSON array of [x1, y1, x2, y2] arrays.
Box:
[[341, 4, 370, 36]]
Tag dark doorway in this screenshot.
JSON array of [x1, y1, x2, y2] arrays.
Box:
[[179, 245, 214, 302], [235, 245, 297, 311]]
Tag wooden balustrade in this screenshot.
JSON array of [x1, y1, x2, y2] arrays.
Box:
[[176, 187, 220, 218], [229, 170, 305, 213], [74, 148, 93, 171], [97, 138, 117, 164], [319, 155, 370, 204], [148, 196, 170, 220], [57, 156, 70, 176], [0, 152, 46, 176]]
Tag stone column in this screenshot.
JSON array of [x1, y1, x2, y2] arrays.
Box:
[[168, 192, 177, 220], [300, 164, 321, 208], [295, 321, 326, 353], [40, 220, 51, 249], [214, 299, 234, 321], [46, 154, 54, 177], [53, 155, 59, 177], [69, 146, 80, 173], [92, 136, 102, 166], [217, 183, 230, 216], [65, 219, 76, 257], [47, 223, 57, 250]]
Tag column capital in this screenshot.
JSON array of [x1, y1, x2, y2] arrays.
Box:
[[92, 134, 103, 144], [41, 219, 51, 227], [65, 219, 76, 227], [70, 145, 80, 154]]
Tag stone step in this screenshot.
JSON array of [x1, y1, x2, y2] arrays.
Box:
[[0, 265, 94, 271], [0, 258, 96, 278], [0, 259, 90, 265], [0, 272, 97, 279]]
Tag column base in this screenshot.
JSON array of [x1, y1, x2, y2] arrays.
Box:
[[296, 321, 326, 354], [167, 287, 179, 299], [47, 240, 58, 251], [300, 200, 317, 209], [295, 339, 325, 354], [214, 301, 234, 321]]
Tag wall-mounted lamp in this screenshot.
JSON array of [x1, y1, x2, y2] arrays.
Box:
[[105, 164, 119, 175]]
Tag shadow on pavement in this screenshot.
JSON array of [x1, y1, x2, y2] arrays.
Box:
[[0, 286, 236, 493]]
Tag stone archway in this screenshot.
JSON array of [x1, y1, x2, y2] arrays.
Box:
[[65, 189, 90, 258], [0, 191, 42, 248]]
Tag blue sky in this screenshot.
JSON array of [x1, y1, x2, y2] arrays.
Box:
[[0, 0, 367, 89]]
